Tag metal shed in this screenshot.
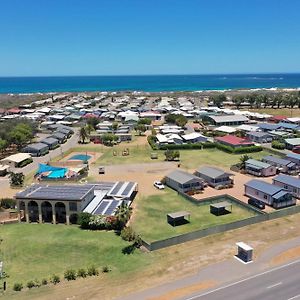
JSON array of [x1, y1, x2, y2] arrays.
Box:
[[210, 201, 232, 216], [167, 211, 190, 227]]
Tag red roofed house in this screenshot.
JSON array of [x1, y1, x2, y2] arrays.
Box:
[[7, 108, 21, 115], [268, 115, 287, 123], [215, 135, 255, 148]]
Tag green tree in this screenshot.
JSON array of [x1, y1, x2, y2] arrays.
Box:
[[232, 95, 243, 109], [86, 117, 99, 129], [9, 172, 25, 187], [114, 201, 132, 229], [138, 118, 151, 125], [79, 126, 89, 144], [134, 124, 146, 135], [175, 115, 188, 127], [164, 149, 180, 161], [112, 122, 119, 131], [101, 133, 118, 146]]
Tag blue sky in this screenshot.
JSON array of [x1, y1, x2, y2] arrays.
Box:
[[1, 0, 300, 76]]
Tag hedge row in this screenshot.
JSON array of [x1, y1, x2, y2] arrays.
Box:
[[215, 143, 263, 154]]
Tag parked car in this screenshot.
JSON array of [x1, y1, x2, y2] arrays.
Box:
[[248, 198, 265, 209], [292, 146, 300, 154], [153, 181, 165, 190], [98, 166, 105, 174]]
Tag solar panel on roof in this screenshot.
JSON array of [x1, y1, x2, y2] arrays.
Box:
[[94, 200, 110, 215], [105, 201, 120, 215], [110, 182, 124, 195], [121, 182, 135, 196]]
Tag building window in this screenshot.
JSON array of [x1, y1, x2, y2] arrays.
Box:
[[69, 202, 77, 211], [284, 185, 288, 189], [255, 191, 259, 195], [264, 194, 267, 199], [293, 188, 297, 193]]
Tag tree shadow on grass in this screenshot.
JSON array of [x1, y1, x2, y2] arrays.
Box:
[[122, 243, 136, 255]]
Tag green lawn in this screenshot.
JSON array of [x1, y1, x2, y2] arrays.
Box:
[[0, 224, 153, 285], [178, 149, 272, 169], [132, 188, 257, 242]]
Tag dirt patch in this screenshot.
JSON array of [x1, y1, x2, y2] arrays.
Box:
[[147, 280, 216, 300], [270, 246, 300, 266]]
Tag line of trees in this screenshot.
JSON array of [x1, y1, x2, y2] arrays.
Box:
[[210, 91, 300, 109], [0, 120, 37, 152]]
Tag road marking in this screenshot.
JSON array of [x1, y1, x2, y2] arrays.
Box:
[[287, 295, 300, 300], [185, 258, 300, 300], [266, 282, 282, 289]]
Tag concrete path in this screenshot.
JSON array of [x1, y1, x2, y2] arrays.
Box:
[[120, 236, 300, 300]]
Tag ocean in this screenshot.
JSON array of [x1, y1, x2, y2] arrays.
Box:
[[0, 74, 299, 94]]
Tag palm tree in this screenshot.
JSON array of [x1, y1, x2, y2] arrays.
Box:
[[239, 154, 251, 170], [79, 126, 89, 144]]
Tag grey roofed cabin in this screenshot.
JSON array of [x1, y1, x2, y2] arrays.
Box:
[[50, 131, 67, 143], [262, 155, 297, 174], [195, 166, 234, 188], [245, 159, 276, 177], [246, 131, 273, 143], [273, 174, 300, 198], [206, 114, 249, 126], [22, 142, 49, 157], [41, 137, 59, 149], [285, 153, 300, 166], [165, 170, 204, 193], [244, 179, 295, 209]]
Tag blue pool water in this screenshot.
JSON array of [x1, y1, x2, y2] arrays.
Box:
[[69, 154, 91, 161]]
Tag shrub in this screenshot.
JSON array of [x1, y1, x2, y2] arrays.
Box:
[[87, 266, 99, 276], [34, 279, 41, 287], [77, 212, 92, 229], [102, 266, 110, 273], [0, 198, 16, 209], [13, 282, 23, 291], [64, 269, 77, 281], [50, 274, 60, 285], [41, 278, 48, 285], [147, 135, 158, 150], [215, 143, 262, 154], [272, 140, 285, 150], [120, 226, 136, 242], [27, 280, 35, 289], [77, 268, 87, 278]]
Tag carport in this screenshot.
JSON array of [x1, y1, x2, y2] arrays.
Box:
[[210, 201, 232, 216], [167, 211, 190, 227]]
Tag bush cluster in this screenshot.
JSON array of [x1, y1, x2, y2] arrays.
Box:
[[0, 198, 16, 209], [13, 266, 102, 292], [271, 140, 286, 150], [215, 143, 263, 154]]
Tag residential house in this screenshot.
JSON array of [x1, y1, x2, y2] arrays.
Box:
[[1, 153, 32, 168], [195, 166, 234, 188], [277, 122, 300, 132], [215, 135, 255, 148], [244, 179, 295, 209], [22, 143, 49, 157], [262, 155, 298, 174], [257, 123, 280, 132], [206, 114, 249, 126], [285, 153, 300, 166], [41, 137, 59, 150], [246, 131, 273, 143], [245, 159, 276, 177], [50, 132, 67, 144], [181, 132, 208, 143], [285, 138, 300, 150], [165, 170, 204, 193], [273, 174, 300, 198]]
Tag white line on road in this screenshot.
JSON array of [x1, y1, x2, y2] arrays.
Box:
[[266, 282, 282, 289], [185, 258, 300, 300], [287, 295, 300, 300]]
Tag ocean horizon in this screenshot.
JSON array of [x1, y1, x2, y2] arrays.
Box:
[[0, 73, 300, 94]]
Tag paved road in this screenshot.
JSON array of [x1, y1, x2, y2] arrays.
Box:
[[185, 259, 300, 300]]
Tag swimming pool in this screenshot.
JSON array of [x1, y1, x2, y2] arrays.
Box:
[[69, 154, 91, 161]]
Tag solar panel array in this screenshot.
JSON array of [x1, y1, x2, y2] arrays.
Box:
[[94, 200, 110, 215], [105, 201, 120, 215], [121, 182, 135, 196], [16, 185, 94, 201], [110, 182, 124, 195]]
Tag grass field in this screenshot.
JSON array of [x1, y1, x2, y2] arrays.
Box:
[[69, 142, 273, 169], [246, 108, 300, 117], [132, 188, 256, 242], [0, 224, 153, 285]]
